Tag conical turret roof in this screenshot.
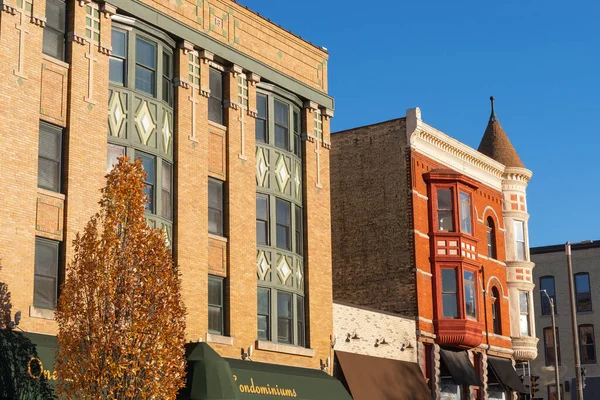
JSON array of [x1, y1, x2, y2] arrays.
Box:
[[477, 96, 524, 168]]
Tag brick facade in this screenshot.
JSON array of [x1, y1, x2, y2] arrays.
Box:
[[0, 0, 334, 373]]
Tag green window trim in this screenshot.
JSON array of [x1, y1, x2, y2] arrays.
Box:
[[258, 287, 305, 347]]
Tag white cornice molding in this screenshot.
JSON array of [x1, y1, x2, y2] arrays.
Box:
[[406, 107, 505, 191]]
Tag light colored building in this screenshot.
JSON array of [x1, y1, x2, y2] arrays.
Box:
[[531, 241, 600, 400], [330, 99, 538, 400], [0, 0, 350, 398]]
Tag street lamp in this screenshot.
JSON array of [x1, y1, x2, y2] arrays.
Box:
[[542, 289, 561, 400]]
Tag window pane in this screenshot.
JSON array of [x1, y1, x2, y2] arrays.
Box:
[[540, 276, 556, 315], [137, 153, 155, 212], [257, 288, 270, 340], [109, 58, 125, 85], [514, 221, 525, 241], [106, 144, 125, 174], [460, 191, 472, 234], [208, 97, 223, 124], [136, 38, 156, 69], [441, 269, 456, 292], [34, 275, 57, 310], [209, 69, 223, 99], [208, 306, 222, 333], [275, 125, 289, 150], [464, 271, 476, 319], [442, 294, 458, 318], [580, 325, 596, 364], [38, 123, 62, 192], [208, 278, 222, 306], [576, 274, 592, 312], [277, 292, 292, 318], [277, 318, 292, 344], [437, 189, 454, 232], [38, 158, 60, 192], [258, 315, 269, 340], [519, 291, 529, 313], [256, 195, 269, 245], [43, 29, 63, 60], [112, 30, 126, 57], [162, 52, 171, 77], [135, 66, 155, 95], [258, 288, 270, 315], [257, 195, 268, 220], [256, 120, 266, 143], [34, 239, 59, 309], [208, 180, 223, 209], [295, 206, 303, 255], [274, 101, 289, 127], [276, 199, 291, 250], [257, 94, 267, 118], [161, 162, 172, 220]]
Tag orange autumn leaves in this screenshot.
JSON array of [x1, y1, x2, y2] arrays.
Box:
[[55, 157, 186, 399]]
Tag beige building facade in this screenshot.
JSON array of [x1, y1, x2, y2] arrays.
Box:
[[531, 242, 600, 400]]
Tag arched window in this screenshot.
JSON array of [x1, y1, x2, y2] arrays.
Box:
[[486, 217, 496, 259], [491, 287, 501, 334]]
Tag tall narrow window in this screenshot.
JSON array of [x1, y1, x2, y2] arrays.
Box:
[[110, 29, 127, 85], [540, 276, 557, 315], [464, 270, 476, 319], [162, 51, 173, 105], [486, 217, 496, 258], [256, 94, 268, 143], [38, 122, 63, 193], [274, 100, 290, 150], [34, 238, 60, 310], [441, 268, 458, 318], [491, 287, 501, 334], [293, 110, 301, 158], [575, 273, 592, 312], [459, 191, 472, 234], [437, 188, 454, 232], [519, 291, 530, 336], [135, 38, 157, 96], [276, 199, 291, 251], [257, 288, 270, 340], [256, 194, 269, 245], [579, 324, 596, 364], [208, 179, 224, 236], [295, 206, 303, 256], [544, 327, 561, 366], [208, 276, 224, 335], [208, 68, 223, 124], [297, 296, 306, 347], [514, 220, 526, 260], [43, 0, 66, 60], [137, 152, 155, 213], [277, 291, 293, 344], [161, 162, 172, 220]]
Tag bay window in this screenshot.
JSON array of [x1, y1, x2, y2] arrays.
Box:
[[464, 271, 476, 319], [437, 188, 454, 232], [514, 221, 526, 260], [459, 192, 472, 234], [519, 291, 530, 336], [441, 268, 458, 318]]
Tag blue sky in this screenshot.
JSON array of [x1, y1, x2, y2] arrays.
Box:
[[240, 0, 600, 247]]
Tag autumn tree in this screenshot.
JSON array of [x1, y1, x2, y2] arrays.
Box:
[[55, 157, 186, 399]]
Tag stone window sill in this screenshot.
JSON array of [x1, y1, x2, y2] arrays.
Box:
[[30, 305, 55, 320], [206, 333, 234, 346], [255, 340, 315, 357], [208, 120, 227, 132], [38, 188, 66, 200], [208, 233, 228, 243]]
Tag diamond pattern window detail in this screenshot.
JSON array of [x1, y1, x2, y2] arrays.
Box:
[[257, 251, 270, 281], [294, 165, 301, 200], [256, 148, 269, 187], [296, 259, 303, 288], [277, 256, 292, 284], [162, 112, 172, 153], [135, 101, 156, 145], [275, 155, 290, 192], [108, 92, 126, 137]]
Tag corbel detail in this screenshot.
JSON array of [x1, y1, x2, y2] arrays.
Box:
[[301, 132, 316, 143], [100, 2, 116, 18], [224, 99, 239, 110], [248, 73, 260, 86], [200, 87, 210, 98], [199, 49, 214, 64], [98, 45, 112, 55], [247, 108, 258, 118], [77, 0, 92, 7], [303, 100, 318, 112], [229, 64, 243, 78], [30, 15, 46, 27], [173, 78, 190, 89], [321, 140, 331, 150], [178, 40, 194, 55], [321, 107, 334, 120], [67, 32, 88, 46], [2, 4, 17, 15]]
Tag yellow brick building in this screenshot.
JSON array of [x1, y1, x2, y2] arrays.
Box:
[[0, 0, 349, 397]]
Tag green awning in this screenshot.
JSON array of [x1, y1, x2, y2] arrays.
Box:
[[228, 358, 352, 400], [181, 342, 352, 400]]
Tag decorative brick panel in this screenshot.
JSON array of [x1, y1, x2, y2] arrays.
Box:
[[35, 191, 64, 240], [208, 236, 227, 276], [40, 57, 68, 126], [208, 125, 226, 179]]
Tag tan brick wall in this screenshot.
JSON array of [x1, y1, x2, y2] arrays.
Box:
[[333, 302, 417, 362], [0, 0, 333, 372]]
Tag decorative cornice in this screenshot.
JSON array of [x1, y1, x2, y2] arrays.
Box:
[[173, 77, 190, 89], [100, 2, 117, 17], [2, 4, 17, 14], [178, 39, 195, 55], [199, 49, 214, 63], [303, 100, 318, 111], [200, 86, 210, 98], [67, 32, 87, 46], [30, 14, 46, 27], [511, 336, 539, 361], [321, 107, 334, 120], [248, 72, 260, 86], [229, 64, 243, 77], [406, 107, 505, 191], [503, 166, 533, 182]]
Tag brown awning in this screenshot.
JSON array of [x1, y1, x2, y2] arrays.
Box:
[[335, 351, 432, 400]]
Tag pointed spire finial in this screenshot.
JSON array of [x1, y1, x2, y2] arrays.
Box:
[[489, 96, 497, 122]]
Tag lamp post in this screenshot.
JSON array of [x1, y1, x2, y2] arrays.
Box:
[[566, 242, 584, 400], [542, 289, 561, 400]]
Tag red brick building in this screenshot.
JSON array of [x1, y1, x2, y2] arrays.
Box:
[[331, 99, 538, 399]]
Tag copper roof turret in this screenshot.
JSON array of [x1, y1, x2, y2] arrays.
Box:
[[477, 96, 525, 168]]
